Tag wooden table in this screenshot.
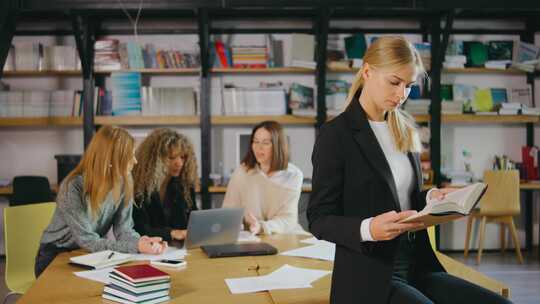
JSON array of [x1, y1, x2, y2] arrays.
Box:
[[18, 234, 509, 303]]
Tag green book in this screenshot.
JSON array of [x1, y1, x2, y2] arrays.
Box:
[[344, 34, 366, 59], [440, 84, 453, 101], [464, 41, 488, 67]]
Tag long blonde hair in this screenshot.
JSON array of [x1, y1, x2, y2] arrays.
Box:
[[63, 125, 135, 216], [132, 128, 199, 208], [345, 36, 424, 153]]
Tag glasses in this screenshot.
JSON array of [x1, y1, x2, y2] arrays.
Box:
[[252, 140, 272, 147]]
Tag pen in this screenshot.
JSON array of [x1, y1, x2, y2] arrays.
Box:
[[107, 252, 115, 259]]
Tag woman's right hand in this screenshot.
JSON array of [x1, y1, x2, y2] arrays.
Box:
[[370, 210, 424, 241], [170, 229, 187, 240], [138, 235, 167, 254]]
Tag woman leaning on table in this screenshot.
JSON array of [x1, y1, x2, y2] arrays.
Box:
[[131, 128, 199, 242], [307, 36, 512, 304], [35, 126, 166, 277]]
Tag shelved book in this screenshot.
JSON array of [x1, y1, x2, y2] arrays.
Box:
[[289, 83, 315, 116], [103, 264, 171, 304], [399, 183, 488, 229]]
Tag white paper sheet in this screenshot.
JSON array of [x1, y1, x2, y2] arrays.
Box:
[[237, 231, 261, 243], [280, 242, 335, 261], [300, 236, 334, 246], [225, 264, 331, 294], [73, 267, 115, 284], [132, 246, 187, 261], [266, 264, 331, 285]]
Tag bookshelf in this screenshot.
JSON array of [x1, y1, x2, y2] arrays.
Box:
[[211, 67, 315, 74], [1, 5, 540, 226], [94, 68, 200, 75], [328, 66, 531, 75], [211, 115, 316, 125], [94, 115, 200, 126], [442, 114, 539, 124], [2, 70, 82, 77], [0, 117, 83, 127]]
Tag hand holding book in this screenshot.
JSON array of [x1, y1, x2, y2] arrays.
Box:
[[399, 183, 488, 230]]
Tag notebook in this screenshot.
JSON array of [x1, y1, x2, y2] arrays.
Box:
[[69, 250, 133, 270], [201, 242, 278, 258], [113, 264, 170, 283]]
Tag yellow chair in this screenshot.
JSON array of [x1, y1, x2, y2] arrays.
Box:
[[427, 226, 510, 298], [464, 170, 523, 264], [3, 202, 56, 303]]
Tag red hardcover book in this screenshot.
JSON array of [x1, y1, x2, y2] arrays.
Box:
[[214, 41, 230, 67], [112, 264, 170, 283]]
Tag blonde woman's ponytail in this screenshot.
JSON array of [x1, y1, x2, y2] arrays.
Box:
[[387, 109, 421, 153], [344, 69, 364, 109]]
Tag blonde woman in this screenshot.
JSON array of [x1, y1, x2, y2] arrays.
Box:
[[307, 37, 511, 304], [223, 121, 303, 235], [132, 128, 199, 242], [35, 126, 166, 277]]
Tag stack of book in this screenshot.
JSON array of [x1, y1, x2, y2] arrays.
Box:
[[95, 39, 122, 71], [231, 46, 268, 68], [404, 99, 430, 115], [103, 264, 171, 304], [499, 102, 522, 115], [441, 100, 464, 114], [141, 87, 197, 116], [443, 55, 467, 69], [222, 86, 287, 116]]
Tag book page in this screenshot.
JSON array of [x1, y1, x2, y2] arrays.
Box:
[[400, 183, 486, 224]]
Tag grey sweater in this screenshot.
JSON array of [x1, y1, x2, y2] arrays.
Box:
[[40, 175, 140, 253]]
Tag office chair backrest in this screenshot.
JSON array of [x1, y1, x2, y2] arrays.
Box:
[[10, 176, 53, 206], [479, 170, 520, 216], [4, 202, 56, 294]]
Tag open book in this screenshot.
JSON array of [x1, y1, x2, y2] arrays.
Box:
[[70, 250, 133, 270], [400, 183, 488, 229]]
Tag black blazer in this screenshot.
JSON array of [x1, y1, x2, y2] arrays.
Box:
[[307, 95, 444, 304], [133, 178, 197, 242]]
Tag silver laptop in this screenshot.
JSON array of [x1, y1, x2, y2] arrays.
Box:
[[184, 208, 244, 249]]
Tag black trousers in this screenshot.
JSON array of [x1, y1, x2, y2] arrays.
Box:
[[388, 233, 512, 304], [34, 243, 70, 278]]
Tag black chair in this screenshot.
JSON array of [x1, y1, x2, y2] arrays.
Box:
[[9, 176, 53, 206]]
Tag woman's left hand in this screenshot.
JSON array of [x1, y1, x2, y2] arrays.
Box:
[[429, 188, 457, 202]]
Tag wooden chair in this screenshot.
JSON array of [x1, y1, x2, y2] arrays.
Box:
[[464, 170, 523, 264], [428, 227, 510, 298]]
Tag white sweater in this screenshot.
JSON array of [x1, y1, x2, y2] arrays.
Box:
[[361, 120, 414, 241], [222, 163, 304, 235]]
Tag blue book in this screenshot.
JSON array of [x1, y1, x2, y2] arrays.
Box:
[[127, 42, 145, 69], [111, 72, 142, 116], [100, 90, 113, 116]]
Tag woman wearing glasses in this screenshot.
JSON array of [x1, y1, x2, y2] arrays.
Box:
[[222, 121, 304, 235]]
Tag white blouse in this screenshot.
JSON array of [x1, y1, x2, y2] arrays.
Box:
[[222, 163, 304, 235]]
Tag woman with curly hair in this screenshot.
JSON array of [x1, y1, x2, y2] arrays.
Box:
[[132, 128, 199, 242]]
